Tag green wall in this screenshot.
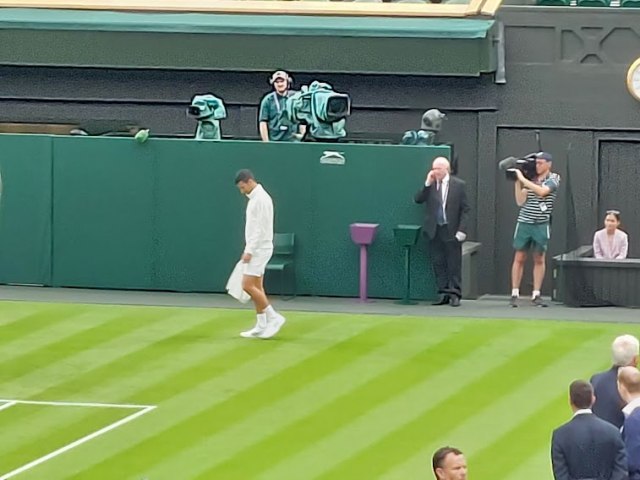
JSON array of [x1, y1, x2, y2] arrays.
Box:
[[0, 135, 52, 285], [0, 135, 448, 300]]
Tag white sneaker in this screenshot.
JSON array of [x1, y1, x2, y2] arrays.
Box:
[[258, 314, 286, 339], [240, 320, 266, 338]]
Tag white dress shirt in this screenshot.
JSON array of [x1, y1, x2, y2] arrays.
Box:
[[623, 397, 640, 418], [244, 184, 274, 255], [425, 174, 449, 217], [425, 173, 466, 241], [425, 174, 450, 201], [573, 408, 593, 417], [438, 174, 449, 222]]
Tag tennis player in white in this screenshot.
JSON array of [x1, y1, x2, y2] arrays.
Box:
[[235, 169, 286, 339]]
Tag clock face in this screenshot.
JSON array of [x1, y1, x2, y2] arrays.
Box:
[[628, 58, 640, 101]]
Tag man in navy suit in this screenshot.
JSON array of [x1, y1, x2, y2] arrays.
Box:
[[551, 380, 627, 480], [591, 334, 640, 428], [414, 157, 470, 307], [618, 366, 640, 480]]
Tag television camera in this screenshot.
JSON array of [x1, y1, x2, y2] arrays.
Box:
[[187, 94, 227, 140], [498, 153, 539, 181], [282, 81, 351, 141]]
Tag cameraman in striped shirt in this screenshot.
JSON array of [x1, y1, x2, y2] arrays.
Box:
[[510, 152, 560, 307]]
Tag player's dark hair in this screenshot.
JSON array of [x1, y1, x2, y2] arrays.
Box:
[[234, 169, 255, 184]]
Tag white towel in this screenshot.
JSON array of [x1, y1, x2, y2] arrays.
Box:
[[226, 261, 251, 303]]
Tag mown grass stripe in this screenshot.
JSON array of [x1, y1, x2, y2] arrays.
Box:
[[251, 324, 551, 480], [501, 445, 552, 480], [67, 317, 402, 478], [379, 331, 614, 480], [0, 312, 230, 451], [0, 309, 127, 364], [1, 304, 630, 480], [311, 325, 604, 480], [470, 392, 567, 479], [0, 304, 88, 343], [142, 320, 467, 478], [108, 312, 339, 406], [33, 311, 335, 412], [0, 404, 127, 475], [0, 301, 62, 328], [194, 321, 522, 479], [51, 314, 392, 479], [0, 311, 170, 385], [0, 309, 206, 399], [23, 310, 240, 402]]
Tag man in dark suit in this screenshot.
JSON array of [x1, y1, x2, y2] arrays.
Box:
[[591, 334, 640, 429], [617, 366, 640, 480], [551, 379, 627, 480], [415, 156, 470, 307]]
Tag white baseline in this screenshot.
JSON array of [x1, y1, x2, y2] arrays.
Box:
[[0, 399, 157, 480]]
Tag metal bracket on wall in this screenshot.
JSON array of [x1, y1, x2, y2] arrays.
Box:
[[495, 21, 506, 85]]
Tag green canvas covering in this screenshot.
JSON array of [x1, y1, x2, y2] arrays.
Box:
[[0, 9, 494, 39], [0, 8, 497, 75]]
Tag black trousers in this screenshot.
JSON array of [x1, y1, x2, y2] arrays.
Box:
[[428, 225, 462, 298]]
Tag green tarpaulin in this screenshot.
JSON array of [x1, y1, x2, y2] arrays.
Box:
[[0, 8, 494, 39]]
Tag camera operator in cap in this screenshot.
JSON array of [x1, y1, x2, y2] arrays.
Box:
[[510, 152, 560, 307], [258, 70, 306, 142]]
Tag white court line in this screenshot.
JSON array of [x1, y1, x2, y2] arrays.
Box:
[[0, 402, 16, 412], [0, 399, 154, 409], [0, 402, 157, 480]]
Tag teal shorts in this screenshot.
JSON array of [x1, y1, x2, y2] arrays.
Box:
[[513, 222, 550, 252]]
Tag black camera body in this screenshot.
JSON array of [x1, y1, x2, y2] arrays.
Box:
[[498, 153, 538, 181]]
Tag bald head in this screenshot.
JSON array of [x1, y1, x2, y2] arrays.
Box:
[[431, 157, 450, 182], [432, 157, 450, 171], [618, 366, 640, 403]]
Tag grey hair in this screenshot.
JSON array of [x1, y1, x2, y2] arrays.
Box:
[[432, 157, 451, 171], [612, 335, 640, 366]]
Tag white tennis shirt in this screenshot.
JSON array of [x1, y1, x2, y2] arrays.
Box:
[[244, 184, 274, 255]]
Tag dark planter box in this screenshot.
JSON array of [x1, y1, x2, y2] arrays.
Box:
[[553, 246, 640, 308]]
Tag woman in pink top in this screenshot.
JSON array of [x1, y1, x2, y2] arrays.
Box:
[[593, 210, 628, 260]]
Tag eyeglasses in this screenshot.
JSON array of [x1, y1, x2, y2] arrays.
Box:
[[606, 210, 621, 215]]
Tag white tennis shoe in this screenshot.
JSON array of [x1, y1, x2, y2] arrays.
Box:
[[258, 314, 286, 339]]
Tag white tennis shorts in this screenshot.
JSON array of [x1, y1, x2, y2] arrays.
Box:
[[244, 248, 273, 277]]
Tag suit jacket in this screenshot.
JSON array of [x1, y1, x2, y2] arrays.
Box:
[[591, 366, 625, 429], [551, 412, 627, 480], [622, 406, 640, 480], [414, 175, 470, 240], [593, 229, 628, 260]]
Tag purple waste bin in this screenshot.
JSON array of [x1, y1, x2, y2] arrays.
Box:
[[349, 223, 380, 302]]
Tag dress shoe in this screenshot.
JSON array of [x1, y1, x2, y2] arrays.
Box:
[[432, 295, 450, 306], [449, 296, 461, 307]]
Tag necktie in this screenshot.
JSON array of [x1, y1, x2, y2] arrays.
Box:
[[436, 181, 445, 225]]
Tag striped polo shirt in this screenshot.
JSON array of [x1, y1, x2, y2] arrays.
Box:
[[517, 172, 560, 224]]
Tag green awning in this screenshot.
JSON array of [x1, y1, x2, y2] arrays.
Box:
[[0, 8, 494, 39]]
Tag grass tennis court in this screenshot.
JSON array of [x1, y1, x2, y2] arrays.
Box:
[[0, 300, 634, 479]]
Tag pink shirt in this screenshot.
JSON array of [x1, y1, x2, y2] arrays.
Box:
[[593, 229, 628, 260]]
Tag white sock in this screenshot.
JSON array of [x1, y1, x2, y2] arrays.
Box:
[[264, 305, 277, 319], [532, 290, 541, 299], [257, 313, 267, 329], [511, 288, 519, 298]]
